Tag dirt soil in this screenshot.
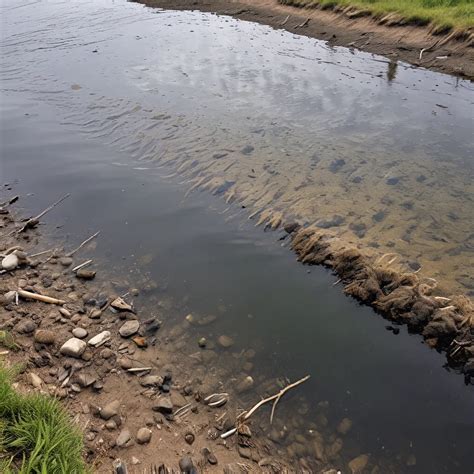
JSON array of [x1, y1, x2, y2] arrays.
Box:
[[135, 0, 474, 79]]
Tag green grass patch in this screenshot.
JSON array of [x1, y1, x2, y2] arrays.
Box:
[[279, 0, 474, 30], [0, 365, 87, 473]]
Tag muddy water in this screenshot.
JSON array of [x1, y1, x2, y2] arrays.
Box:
[[1, 0, 474, 472]]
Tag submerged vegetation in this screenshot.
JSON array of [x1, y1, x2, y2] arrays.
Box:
[[0, 365, 86, 473], [279, 0, 474, 30]]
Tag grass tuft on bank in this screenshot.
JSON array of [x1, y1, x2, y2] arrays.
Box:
[[0, 365, 87, 474], [278, 0, 474, 30]]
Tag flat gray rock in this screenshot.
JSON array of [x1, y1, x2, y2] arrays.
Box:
[[119, 320, 140, 338]]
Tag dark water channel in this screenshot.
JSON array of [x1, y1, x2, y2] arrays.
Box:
[[1, 0, 474, 472]]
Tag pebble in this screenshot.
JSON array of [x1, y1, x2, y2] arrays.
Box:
[[72, 327, 88, 339], [348, 454, 369, 474], [132, 336, 147, 348], [140, 375, 163, 387], [3, 290, 16, 303], [76, 373, 97, 388], [34, 329, 56, 345], [202, 448, 217, 465], [28, 372, 43, 389], [152, 397, 173, 414], [116, 428, 131, 448], [88, 308, 102, 319], [88, 331, 111, 347], [105, 420, 117, 431], [136, 427, 152, 444], [15, 320, 37, 334], [60, 338, 87, 358], [59, 257, 73, 267], [100, 400, 121, 420], [119, 320, 140, 338], [2, 253, 19, 271], [236, 375, 254, 393], [184, 432, 195, 445], [217, 335, 234, 348], [198, 337, 207, 348], [179, 456, 195, 473], [76, 269, 96, 280], [337, 417, 352, 435]]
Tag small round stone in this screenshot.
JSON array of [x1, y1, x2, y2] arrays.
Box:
[[72, 328, 88, 339]]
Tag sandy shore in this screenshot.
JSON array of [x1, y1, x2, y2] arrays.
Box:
[[135, 0, 474, 79]]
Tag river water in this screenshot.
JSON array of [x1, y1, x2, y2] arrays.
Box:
[[1, 0, 473, 472]]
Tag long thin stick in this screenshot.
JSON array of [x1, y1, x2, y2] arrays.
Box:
[[72, 259, 92, 272], [17, 289, 65, 305], [66, 231, 100, 257], [17, 194, 70, 233], [29, 249, 54, 258]]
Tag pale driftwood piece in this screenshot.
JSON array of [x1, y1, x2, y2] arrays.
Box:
[[220, 375, 310, 439], [66, 231, 100, 257], [280, 15, 290, 26], [17, 194, 70, 233], [29, 248, 54, 258], [17, 289, 65, 305], [72, 259, 93, 273], [127, 367, 152, 372]]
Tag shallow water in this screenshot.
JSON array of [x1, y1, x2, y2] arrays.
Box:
[[1, 0, 474, 472], [1, 0, 473, 296]]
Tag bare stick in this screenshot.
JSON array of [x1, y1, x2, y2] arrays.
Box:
[[280, 15, 290, 26], [17, 194, 70, 233], [29, 249, 54, 258], [66, 231, 100, 257], [72, 259, 93, 272], [17, 289, 65, 305], [296, 18, 310, 28], [221, 375, 310, 438]]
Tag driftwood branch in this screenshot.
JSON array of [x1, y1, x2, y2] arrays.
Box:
[[72, 259, 93, 272], [280, 15, 290, 26], [221, 375, 310, 439], [66, 231, 100, 257], [17, 289, 65, 305], [17, 194, 70, 233]]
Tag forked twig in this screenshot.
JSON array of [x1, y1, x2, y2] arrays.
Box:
[[221, 375, 310, 438]]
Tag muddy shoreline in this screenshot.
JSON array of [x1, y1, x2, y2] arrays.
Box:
[[135, 0, 474, 79], [0, 198, 304, 472]]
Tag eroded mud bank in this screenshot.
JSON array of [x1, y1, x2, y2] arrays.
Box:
[[288, 224, 474, 380]]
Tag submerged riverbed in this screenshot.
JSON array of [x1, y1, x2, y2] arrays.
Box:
[[1, 0, 474, 472]]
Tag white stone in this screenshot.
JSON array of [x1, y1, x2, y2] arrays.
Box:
[[60, 338, 87, 358], [2, 254, 18, 271], [88, 331, 111, 347]]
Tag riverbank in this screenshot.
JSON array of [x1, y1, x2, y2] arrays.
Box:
[[0, 197, 307, 472], [136, 0, 474, 79]]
